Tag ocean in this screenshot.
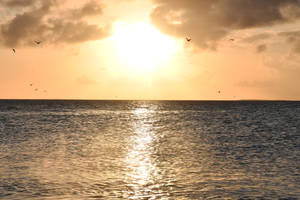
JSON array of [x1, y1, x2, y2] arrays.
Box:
[[0, 100, 299, 199]]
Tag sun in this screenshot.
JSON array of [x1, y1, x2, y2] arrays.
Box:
[[112, 21, 179, 74]]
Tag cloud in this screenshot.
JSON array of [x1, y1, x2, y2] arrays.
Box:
[[48, 20, 109, 44], [279, 30, 300, 53], [0, 0, 35, 7], [70, 0, 104, 19], [0, 0, 110, 47], [243, 33, 273, 43], [151, 0, 300, 49], [256, 44, 267, 53], [278, 30, 300, 39]]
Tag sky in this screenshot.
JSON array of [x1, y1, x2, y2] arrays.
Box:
[[1, 0, 300, 100]]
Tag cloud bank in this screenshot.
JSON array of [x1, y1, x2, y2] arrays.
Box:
[[151, 0, 300, 49], [0, 0, 110, 47]]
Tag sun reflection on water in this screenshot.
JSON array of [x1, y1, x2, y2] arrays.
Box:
[[124, 105, 168, 199]]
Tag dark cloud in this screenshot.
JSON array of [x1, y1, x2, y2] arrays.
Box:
[[0, 0, 110, 47], [0, 0, 35, 7], [151, 0, 300, 49], [256, 44, 267, 53], [243, 33, 272, 43], [0, 0, 54, 47]]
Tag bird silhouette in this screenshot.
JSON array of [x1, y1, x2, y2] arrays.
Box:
[[30, 83, 33, 87], [218, 90, 221, 94], [186, 37, 191, 42], [229, 38, 235, 42], [12, 48, 16, 53], [34, 41, 42, 45]]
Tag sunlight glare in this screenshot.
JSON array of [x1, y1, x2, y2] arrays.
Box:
[[112, 22, 179, 74]]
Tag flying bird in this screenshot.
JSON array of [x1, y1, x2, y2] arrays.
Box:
[[229, 38, 235, 42], [218, 90, 221, 94], [30, 83, 33, 87], [34, 41, 42, 45], [186, 37, 191, 42], [12, 49, 16, 53]]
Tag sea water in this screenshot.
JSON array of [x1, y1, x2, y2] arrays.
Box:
[[0, 100, 299, 199]]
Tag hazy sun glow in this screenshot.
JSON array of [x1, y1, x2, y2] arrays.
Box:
[[112, 22, 179, 74]]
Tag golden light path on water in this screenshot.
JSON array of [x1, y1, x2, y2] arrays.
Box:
[[124, 106, 170, 199]]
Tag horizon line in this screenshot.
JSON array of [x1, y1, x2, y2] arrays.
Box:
[[0, 98, 299, 102]]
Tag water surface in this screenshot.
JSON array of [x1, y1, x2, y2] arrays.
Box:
[[0, 100, 299, 199]]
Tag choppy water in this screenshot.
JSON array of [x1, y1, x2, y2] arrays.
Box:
[[0, 100, 299, 200]]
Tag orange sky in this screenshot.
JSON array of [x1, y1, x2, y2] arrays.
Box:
[[1, 0, 300, 100]]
